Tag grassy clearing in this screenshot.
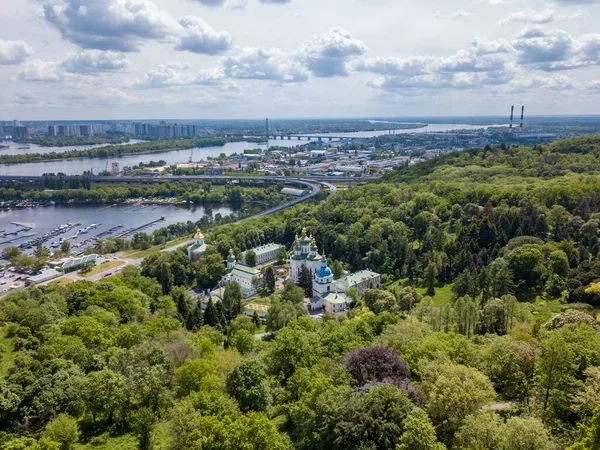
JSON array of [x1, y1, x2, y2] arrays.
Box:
[[0, 326, 15, 377], [74, 433, 138, 450], [121, 237, 191, 260], [417, 284, 455, 307], [532, 297, 563, 323], [82, 260, 125, 278]]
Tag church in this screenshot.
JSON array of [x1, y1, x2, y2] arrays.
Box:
[[309, 253, 350, 314], [187, 229, 207, 261], [289, 227, 380, 314], [290, 227, 323, 282]]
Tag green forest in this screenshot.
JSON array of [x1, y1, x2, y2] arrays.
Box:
[[4, 136, 600, 449]]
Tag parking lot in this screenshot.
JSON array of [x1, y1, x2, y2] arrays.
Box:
[[0, 267, 32, 294]]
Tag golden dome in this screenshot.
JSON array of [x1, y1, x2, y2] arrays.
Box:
[[302, 226, 307, 235], [194, 228, 204, 239]]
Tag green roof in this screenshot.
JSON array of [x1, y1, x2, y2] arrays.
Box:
[[249, 243, 282, 257], [188, 242, 206, 254], [339, 270, 380, 286], [323, 292, 348, 304], [63, 254, 97, 270], [229, 265, 260, 279]]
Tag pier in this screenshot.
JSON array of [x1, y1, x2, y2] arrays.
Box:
[[117, 217, 166, 238]]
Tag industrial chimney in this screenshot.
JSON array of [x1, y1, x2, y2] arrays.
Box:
[[509, 105, 514, 135], [520, 106, 525, 131]]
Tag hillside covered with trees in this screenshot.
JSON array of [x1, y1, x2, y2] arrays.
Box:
[[4, 136, 600, 448]]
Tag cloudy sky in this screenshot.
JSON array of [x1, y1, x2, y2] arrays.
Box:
[[1, 0, 600, 120]]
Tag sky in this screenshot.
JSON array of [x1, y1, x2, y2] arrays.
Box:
[[1, 0, 600, 120]]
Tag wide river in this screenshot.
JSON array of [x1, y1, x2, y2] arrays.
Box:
[[0, 203, 235, 254], [0, 123, 499, 176]]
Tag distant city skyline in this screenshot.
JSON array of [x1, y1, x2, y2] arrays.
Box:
[[1, 0, 600, 119]]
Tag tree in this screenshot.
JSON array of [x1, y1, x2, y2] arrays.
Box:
[[266, 325, 317, 380], [231, 329, 255, 355], [0, 378, 20, 421], [424, 262, 438, 296], [60, 240, 71, 254], [186, 300, 203, 331], [454, 413, 503, 450], [276, 246, 288, 264], [503, 416, 554, 450], [158, 261, 173, 295], [420, 361, 496, 443], [266, 300, 307, 331], [130, 407, 158, 450], [281, 279, 305, 304], [2, 246, 21, 264], [43, 414, 80, 450], [264, 266, 276, 293], [397, 287, 422, 312], [252, 311, 261, 328], [298, 265, 313, 298], [245, 250, 257, 267], [226, 358, 272, 413], [203, 297, 219, 328], [223, 282, 242, 322], [343, 346, 410, 386], [335, 384, 416, 450], [364, 289, 397, 314], [174, 358, 215, 397], [84, 369, 125, 424], [507, 245, 546, 294], [398, 407, 446, 450]]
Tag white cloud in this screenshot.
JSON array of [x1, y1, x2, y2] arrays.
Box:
[[299, 28, 367, 77], [13, 89, 41, 105], [61, 87, 146, 106], [499, 9, 588, 25], [18, 60, 63, 82], [0, 40, 34, 65], [451, 9, 471, 18], [189, 0, 226, 7], [132, 64, 238, 90], [499, 9, 556, 25], [223, 46, 308, 83], [43, 0, 179, 52], [353, 56, 434, 76], [512, 27, 573, 64], [61, 50, 130, 73], [175, 15, 232, 55]]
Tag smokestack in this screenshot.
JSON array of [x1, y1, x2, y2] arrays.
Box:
[[520, 105, 524, 131], [266, 118, 269, 139], [509, 105, 514, 134]]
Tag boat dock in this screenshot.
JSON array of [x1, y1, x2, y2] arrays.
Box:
[[117, 217, 166, 238]]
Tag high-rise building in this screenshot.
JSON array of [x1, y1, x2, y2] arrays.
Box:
[[47, 125, 57, 136], [12, 120, 20, 127], [79, 125, 93, 136], [12, 126, 29, 139]]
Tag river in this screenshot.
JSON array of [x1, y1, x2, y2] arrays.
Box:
[[0, 203, 236, 254], [0, 124, 501, 176]]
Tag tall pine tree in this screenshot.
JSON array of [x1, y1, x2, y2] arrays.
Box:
[[204, 298, 218, 328]]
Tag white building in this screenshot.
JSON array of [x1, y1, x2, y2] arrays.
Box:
[[310, 255, 349, 314], [290, 228, 322, 282], [337, 270, 381, 295], [221, 249, 261, 298], [245, 243, 283, 265]]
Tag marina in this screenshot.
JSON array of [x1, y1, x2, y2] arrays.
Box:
[[0, 203, 236, 254]]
